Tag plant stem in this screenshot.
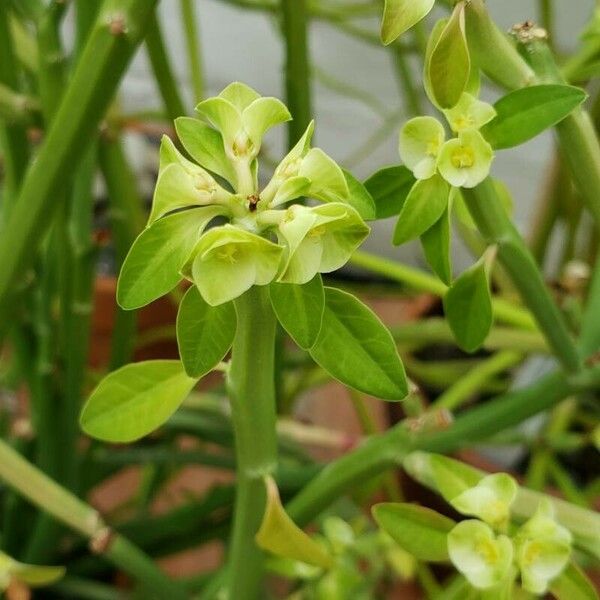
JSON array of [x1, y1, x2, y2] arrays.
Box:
[[462, 178, 581, 373], [98, 132, 144, 370], [280, 0, 311, 147], [431, 350, 522, 411], [350, 250, 537, 330], [0, 439, 187, 598], [146, 10, 186, 121], [226, 286, 278, 599], [179, 0, 204, 101], [0, 0, 159, 326], [287, 364, 600, 526]]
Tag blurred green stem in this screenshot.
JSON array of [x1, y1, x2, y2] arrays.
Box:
[[180, 0, 204, 101]]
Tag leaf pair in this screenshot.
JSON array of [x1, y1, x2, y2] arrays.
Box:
[[273, 279, 408, 401]]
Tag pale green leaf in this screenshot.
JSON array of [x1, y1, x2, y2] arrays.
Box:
[[364, 165, 415, 219], [117, 207, 224, 310], [219, 81, 260, 110], [242, 97, 291, 147], [309, 287, 408, 400], [270, 275, 325, 350], [443, 256, 493, 351], [481, 85, 587, 149], [195, 96, 241, 148], [380, 0, 435, 45], [393, 174, 449, 245], [174, 117, 236, 184], [373, 503, 455, 562], [427, 3, 470, 109], [176, 286, 236, 378], [80, 360, 197, 442], [256, 477, 334, 569]]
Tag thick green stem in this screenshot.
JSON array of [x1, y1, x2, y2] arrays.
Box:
[[462, 178, 581, 373], [350, 250, 537, 330], [0, 0, 159, 326], [179, 0, 204, 101], [146, 10, 186, 121], [287, 365, 600, 526], [226, 286, 278, 599], [0, 439, 187, 598], [281, 0, 311, 147]]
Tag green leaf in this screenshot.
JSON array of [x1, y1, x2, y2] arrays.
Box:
[[393, 174, 449, 245], [80, 360, 197, 442], [427, 4, 470, 109], [421, 203, 452, 284], [342, 169, 376, 220], [364, 165, 415, 219], [443, 256, 493, 352], [373, 503, 455, 562], [256, 477, 334, 569], [0, 552, 65, 589], [481, 85, 587, 149], [309, 287, 408, 400], [549, 563, 599, 600], [270, 275, 325, 350], [176, 286, 236, 378], [174, 117, 236, 184], [117, 207, 223, 310], [380, 0, 435, 45]]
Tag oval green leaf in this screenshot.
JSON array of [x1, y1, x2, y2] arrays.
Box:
[[176, 286, 236, 378], [443, 257, 493, 352], [421, 204, 452, 285], [256, 477, 334, 569], [117, 207, 223, 310], [270, 275, 325, 350], [342, 169, 376, 220], [80, 360, 198, 442], [364, 165, 415, 219], [393, 174, 449, 246], [480, 85, 587, 149], [373, 503, 455, 562], [381, 0, 435, 45], [309, 287, 408, 400], [427, 4, 470, 109]]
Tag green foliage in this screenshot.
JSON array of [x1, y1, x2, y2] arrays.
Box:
[[341, 169, 377, 220], [550, 563, 600, 600], [270, 275, 325, 350], [481, 85, 588, 149], [309, 287, 408, 400], [443, 255, 493, 351], [421, 203, 452, 284], [80, 360, 197, 442], [393, 174, 449, 245], [364, 165, 415, 219], [427, 4, 470, 109], [380, 0, 435, 45], [372, 503, 454, 562], [176, 286, 236, 377]]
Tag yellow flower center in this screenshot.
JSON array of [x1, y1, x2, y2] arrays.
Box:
[[217, 246, 239, 264], [233, 132, 254, 157], [454, 115, 474, 131], [451, 146, 475, 169], [426, 139, 440, 156], [476, 539, 500, 565], [309, 225, 326, 238], [521, 541, 542, 567]]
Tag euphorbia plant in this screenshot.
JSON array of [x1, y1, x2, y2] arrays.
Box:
[[80, 82, 408, 597]]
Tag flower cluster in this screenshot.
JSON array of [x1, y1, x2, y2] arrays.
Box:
[[141, 82, 369, 306], [399, 92, 495, 189], [447, 474, 572, 594]]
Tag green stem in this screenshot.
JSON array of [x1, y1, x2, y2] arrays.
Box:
[[0, 0, 159, 326], [390, 42, 422, 116], [461, 178, 581, 373], [146, 10, 186, 120], [350, 250, 537, 330], [98, 132, 144, 370], [0, 439, 187, 598], [179, 0, 204, 101], [431, 350, 522, 411], [281, 0, 311, 147], [226, 286, 278, 599], [287, 364, 600, 526]]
